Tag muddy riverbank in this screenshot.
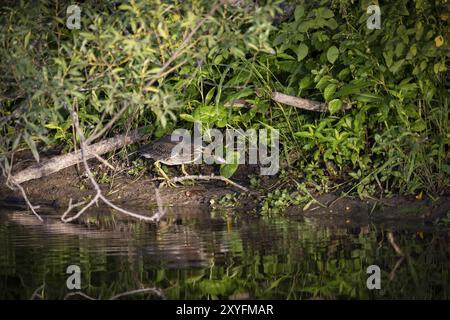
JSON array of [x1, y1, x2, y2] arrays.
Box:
[[1, 155, 449, 227]]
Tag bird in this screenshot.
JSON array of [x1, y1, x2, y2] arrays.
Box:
[[138, 134, 203, 185]]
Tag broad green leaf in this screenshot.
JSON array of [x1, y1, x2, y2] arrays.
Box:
[[326, 46, 339, 64], [328, 99, 343, 114], [220, 151, 240, 178], [294, 5, 305, 21], [296, 43, 309, 61], [433, 61, 446, 74], [315, 75, 333, 91], [390, 59, 405, 74], [411, 120, 427, 132], [324, 84, 337, 101], [316, 7, 334, 19], [299, 76, 312, 89]]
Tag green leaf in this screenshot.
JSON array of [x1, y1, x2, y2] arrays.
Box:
[[295, 131, 314, 138], [220, 163, 238, 179], [315, 75, 333, 91], [328, 99, 343, 114], [294, 5, 305, 21], [299, 76, 312, 89], [24, 31, 31, 48], [411, 119, 427, 132], [389, 59, 405, 74], [205, 88, 215, 105], [433, 62, 446, 74], [326, 46, 339, 64], [324, 84, 337, 101], [179, 114, 196, 122], [226, 88, 254, 102], [354, 93, 381, 103], [296, 43, 309, 61], [220, 151, 240, 178], [23, 132, 39, 163], [316, 7, 334, 19], [335, 80, 370, 97]]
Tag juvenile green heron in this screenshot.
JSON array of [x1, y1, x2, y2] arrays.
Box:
[[139, 135, 203, 184]]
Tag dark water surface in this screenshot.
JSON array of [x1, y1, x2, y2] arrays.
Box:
[[0, 207, 448, 299]]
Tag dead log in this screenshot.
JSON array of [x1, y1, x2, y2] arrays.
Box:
[[11, 129, 147, 184], [271, 91, 351, 112]]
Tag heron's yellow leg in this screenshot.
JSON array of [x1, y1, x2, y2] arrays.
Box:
[[155, 161, 176, 187], [181, 164, 189, 176]]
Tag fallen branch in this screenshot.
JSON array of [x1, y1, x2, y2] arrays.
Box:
[[11, 128, 145, 184], [271, 91, 351, 112], [163, 174, 249, 192]]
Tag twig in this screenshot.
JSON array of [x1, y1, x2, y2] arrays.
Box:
[[163, 174, 249, 192], [110, 287, 165, 300], [64, 291, 96, 300], [62, 287, 165, 300], [387, 232, 404, 256], [9, 178, 43, 222], [389, 256, 405, 281], [1, 159, 43, 222], [91, 152, 115, 171], [29, 284, 45, 300]]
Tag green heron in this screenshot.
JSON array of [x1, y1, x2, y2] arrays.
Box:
[[139, 135, 203, 184]]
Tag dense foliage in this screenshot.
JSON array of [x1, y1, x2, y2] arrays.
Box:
[[0, 0, 449, 198]]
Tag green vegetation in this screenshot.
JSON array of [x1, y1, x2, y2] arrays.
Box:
[[0, 0, 449, 200]]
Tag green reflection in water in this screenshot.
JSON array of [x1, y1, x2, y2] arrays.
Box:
[[0, 209, 448, 299]]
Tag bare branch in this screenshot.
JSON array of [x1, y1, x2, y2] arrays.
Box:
[[91, 152, 115, 171], [164, 174, 249, 192], [389, 256, 405, 281], [1, 159, 43, 222], [29, 284, 45, 300], [387, 232, 404, 256], [64, 291, 96, 300], [110, 287, 165, 300], [63, 287, 165, 300], [9, 177, 43, 222]]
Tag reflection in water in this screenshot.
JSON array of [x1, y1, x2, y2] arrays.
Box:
[[0, 206, 448, 299]]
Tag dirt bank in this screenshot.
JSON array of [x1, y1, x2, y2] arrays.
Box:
[[1, 153, 449, 226]]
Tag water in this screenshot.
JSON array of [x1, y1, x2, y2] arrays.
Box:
[[0, 206, 448, 299]]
